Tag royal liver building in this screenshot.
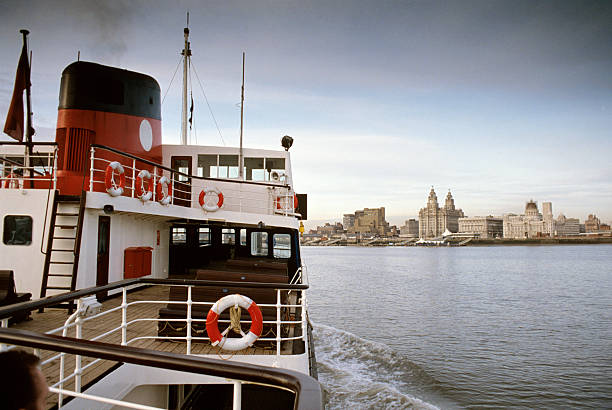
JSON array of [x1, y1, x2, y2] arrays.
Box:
[[418, 187, 464, 238]]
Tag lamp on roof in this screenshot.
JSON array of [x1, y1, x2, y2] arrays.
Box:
[[281, 135, 293, 151]]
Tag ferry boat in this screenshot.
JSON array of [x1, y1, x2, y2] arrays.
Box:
[[0, 27, 321, 409]]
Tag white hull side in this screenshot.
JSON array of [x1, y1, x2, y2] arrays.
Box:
[[0, 189, 55, 297]]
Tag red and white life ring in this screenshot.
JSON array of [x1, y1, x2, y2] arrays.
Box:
[[156, 175, 172, 205], [105, 161, 125, 197], [135, 169, 153, 202], [206, 294, 263, 351], [276, 194, 298, 210], [2, 173, 19, 189], [199, 187, 224, 212]]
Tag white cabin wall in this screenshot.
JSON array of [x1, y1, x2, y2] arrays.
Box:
[[76, 210, 169, 290], [0, 189, 55, 297]]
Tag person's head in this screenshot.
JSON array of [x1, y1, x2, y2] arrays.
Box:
[[0, 349, 48, 410]]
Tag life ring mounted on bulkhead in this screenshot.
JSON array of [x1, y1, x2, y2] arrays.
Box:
[[156, 175, 172, 205], [135, 170, 153, 202], [105, 161, 126, 197], [199, 187, 224, 212], [206, 294, 263, 351]]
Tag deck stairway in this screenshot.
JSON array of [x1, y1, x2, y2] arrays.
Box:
[[39, 191, 85, 311]]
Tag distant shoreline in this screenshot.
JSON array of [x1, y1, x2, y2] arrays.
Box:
[[301, 237, 612, 247]]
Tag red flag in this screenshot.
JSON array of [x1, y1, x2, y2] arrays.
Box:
[[3, 42, 30, 141]]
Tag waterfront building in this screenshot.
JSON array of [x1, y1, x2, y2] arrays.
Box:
[[542, 202, 554, 235], [400, 219, 419, 238], [554, 214, 580, 236], [458, 216, 503, 239], [585, 214, 601, 232], [311, 222, 344, 237], [342, 214, 355, 230], [348, 207, 390, 236], [503, 200, 546, 238], [418, 188, 464, 238]]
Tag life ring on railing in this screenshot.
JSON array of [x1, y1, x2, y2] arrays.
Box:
[[104, 162, 126, 197], [206, 294, 263, 351], [2, 173, 19, 189], [198, 187, 224, 212], [156, 176, 172, 205], [135, 170, 153, 202], [276, 194, 298, 210]]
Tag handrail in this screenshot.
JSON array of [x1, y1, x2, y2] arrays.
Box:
[[91, 144, 291, 189], [0, 278, 308, 319], [0, 328, 323, 410], [0, 141, 58, 146]]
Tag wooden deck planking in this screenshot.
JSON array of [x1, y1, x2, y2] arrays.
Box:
[[7, 285, 283, 408]]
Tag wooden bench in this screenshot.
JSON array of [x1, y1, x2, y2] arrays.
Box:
[[0, 270, 32, 324], [194, 269, 288, 284], [225, 258, 288, 275]]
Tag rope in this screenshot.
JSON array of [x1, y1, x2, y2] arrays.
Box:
[[229, 305, 242, 335], [161, 56, 184, 105], [191, 61, 226, 146]]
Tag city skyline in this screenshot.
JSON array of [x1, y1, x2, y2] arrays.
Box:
[[1, 1, 610, 225], [314, 188, 608, 233]]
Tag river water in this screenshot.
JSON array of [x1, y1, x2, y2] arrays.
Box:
[[303, 245, 612, 409]]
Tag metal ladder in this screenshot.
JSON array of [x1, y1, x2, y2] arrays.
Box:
[[39, 191, 86, 312]]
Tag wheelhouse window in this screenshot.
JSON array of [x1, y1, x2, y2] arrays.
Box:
[[245, 157, 264, 181], [197, 154, 239, 179], [198, 227, 210, 246], [265, 158, 286, 182], [250, 232, 268, 256], [222, 228, 235, 244], [3, 215, 33, 245], [171, 227, 187, 244], [273, 233, 291, 259], [244, 157, 286, 181]]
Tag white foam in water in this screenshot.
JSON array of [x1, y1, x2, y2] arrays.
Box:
[[313, 323, 441, 409]]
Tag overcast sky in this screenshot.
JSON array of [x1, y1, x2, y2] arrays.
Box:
[[1, 0, 610, 228]]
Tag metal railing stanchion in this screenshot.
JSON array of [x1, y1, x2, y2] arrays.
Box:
[[153, 166, 157, 202], [121, 288, 128, 345], [276, 289, 282, 356], [75, 299, 83, 393], [131, 159, 136, 198], [89, 147, 95, 191], [233, 381, 242, 410], [187, 286, 192, 355]]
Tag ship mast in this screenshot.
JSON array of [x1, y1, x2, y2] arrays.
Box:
[[180, 14, 191, 145], [239, 52, 245, 179]]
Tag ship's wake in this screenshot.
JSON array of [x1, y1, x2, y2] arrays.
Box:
[[313, 323, 445, 409]]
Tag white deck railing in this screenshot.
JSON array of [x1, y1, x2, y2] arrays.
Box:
[[0, 143, 57, 190], [89, 145, 299, 217]]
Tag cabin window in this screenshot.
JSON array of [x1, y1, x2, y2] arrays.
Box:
[[172, 227, 187, 244], [244, 157, 265, 181], [197, 155, 217, 177], [239, 229, 247, 246], [218, 155, 239, 179], [198, 227, 210, 246], [197, 155, 239, 179], [222, 228, 235, 244], [250, 232, 268, 256], [265, 158, 286, 182], [3, 215, 33, 246], [273, 233, 291, 259]]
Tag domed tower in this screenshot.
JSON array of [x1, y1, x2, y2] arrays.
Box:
[[445, 190, 455, 211], [427, 187, 438, 209], [525, 200, 539, 217]]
